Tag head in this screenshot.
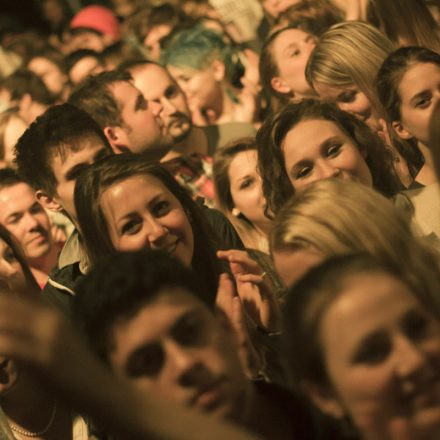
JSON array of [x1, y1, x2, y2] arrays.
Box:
[[261, 0, 301, 19], [0, 223, 39, 296], [123, 61, 192, 143], [0, 168, 53, 268], [99, 41, 145, 71], [74, 249, 247, 419], [64, 49, 104, 85], [213, 137, 270, 251], [74, 154, 221, 295], [271, 179, 440, 312], [0, 69, 55, 124], [26, 48, 68, 97], [306, 21, 395, 131], [285, 254, 440, 439], [69, 70, 166, 158], [376, 46, 440, 147], [257, 99, 400, 217], [162, 25, 241, 114], [0, 110, 27, 167], [259, 25, 316, 105], [14, 103, 112, 221]]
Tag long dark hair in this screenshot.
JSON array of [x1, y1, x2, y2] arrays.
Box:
[[257, 99, 402, 217], [74, 154, 223, 297]]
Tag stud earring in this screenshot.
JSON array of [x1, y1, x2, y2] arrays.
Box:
[[232, 208, 241, 217]]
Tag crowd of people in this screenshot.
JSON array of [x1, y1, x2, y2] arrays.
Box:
[[1, 0, 440, 438]]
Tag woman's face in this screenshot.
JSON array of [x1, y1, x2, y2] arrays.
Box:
[[313, 83, 381, 132], [0, 238, 27, 294], [271, 28, 316, 97], [282, 118, 373, 192], [396, 62, 440, 147], [100, 175, 194, 267], [318, 271, 440, 439], [228, 149, 269, 229], [167, 63, 223, 116]]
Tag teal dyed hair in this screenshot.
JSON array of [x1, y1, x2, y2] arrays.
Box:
[[161, 24, 242, 84]]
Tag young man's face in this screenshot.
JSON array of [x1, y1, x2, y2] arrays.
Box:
[[49, 134, 110, 220], [0, 183, 53, 263], [108, 288, 248, 419]]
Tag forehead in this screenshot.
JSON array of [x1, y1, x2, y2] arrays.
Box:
[[228, 150, 258, 179], [110, 80, 139, 104], [273, 28, 310, 54], [110, 288, 209, 357], [321, 272, 419, 350], [131, 64, 175, 99], [0, 183, 35, 212], [399, 62, 440, 101], [28, 57, 59, 73]]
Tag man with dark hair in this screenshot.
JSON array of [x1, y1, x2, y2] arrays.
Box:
[[68, 70, 166, 159], [0, 69, 55, 123], [75, 249, 315, 440], [14, 103, 112, 313], [0, 168, 59, 287]]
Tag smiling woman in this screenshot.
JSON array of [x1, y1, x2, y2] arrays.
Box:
[[74, 154, 223, 299]]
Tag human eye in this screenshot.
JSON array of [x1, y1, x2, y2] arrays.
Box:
[[340, 90, 356, 103], [326, 143, 342, 157], [120, 218, 142, 236], [174, 313, 207, 346], [239, 177, 254, 190], [125, 345, 164, 378], [165, 85, 178, 99], [288, 46, 301, 57], [152, 200, 171, 217], [295, 165, 313, 180], [3, 248, 17, 264], [135, 94, 148, 111], [352, 333, 391, 365], [414, 95, 431, 109], [30, 203, 43, 214], [402, 310, 431, 342]]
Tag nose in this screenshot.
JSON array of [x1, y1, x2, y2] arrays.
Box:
[[161, 98, 177, 117], [151, 100, 163, 117], [337, 102, 355, 114], [395, 336, 427, 379], [165, 341, 199, 386], [23, 213, 40, 231], [145, 217, 168, 248], [315, 159, 340, 180]]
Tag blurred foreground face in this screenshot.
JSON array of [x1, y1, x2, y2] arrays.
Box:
[[0, 238, 26, 294], [109, 288, 247, 418], [319, 272, 440, 439]]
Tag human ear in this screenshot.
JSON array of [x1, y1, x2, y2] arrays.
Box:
[[212, 59, 226, 82], [392, 121, 413, 140], [36, 190, 63, 213], [270, 76, 292, 95], [302, 380, 346, 420], [103, 126, 127, 154]]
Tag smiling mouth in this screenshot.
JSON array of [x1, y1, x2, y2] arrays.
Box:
[[162, 240, 179, 255]]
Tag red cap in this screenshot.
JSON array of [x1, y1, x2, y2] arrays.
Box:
[[70, 5, 120, 41]]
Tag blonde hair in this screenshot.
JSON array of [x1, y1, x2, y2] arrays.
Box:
[[272, 179, 440, 312], [306, 21, 395, 116]]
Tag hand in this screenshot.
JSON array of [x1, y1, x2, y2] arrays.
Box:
[[215, 274, 263, 378], [217, 250, 283, 333]]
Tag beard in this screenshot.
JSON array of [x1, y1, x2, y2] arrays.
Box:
[[167, 111, 193, 143]]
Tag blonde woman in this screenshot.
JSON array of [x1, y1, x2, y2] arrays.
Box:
[[305, 21, 421, 185], [271, 178, 440, 312]]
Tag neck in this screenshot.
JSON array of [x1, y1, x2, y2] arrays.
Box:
[[28, 244, 58, 284], [160, 126, 209, 162], [416, 141, 438, 185]]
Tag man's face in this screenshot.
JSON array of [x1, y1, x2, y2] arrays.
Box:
[[110, 81, 166, 157], [50, 134, 110, 220], [109, 288, 247, 419], [0, 183, 53, 263], [130, 64, 192, 143]]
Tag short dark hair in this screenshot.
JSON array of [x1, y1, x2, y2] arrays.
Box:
[[0, 167, 26, 191], [1, 69, 55, 105], [14, 103, 111, 196], [74, 249, 215, 363], [68, 70, 132, 128]]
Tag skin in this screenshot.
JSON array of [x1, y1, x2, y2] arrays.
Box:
[[0, 238, 27, 294], [228, 150, 270, 234], [262, 0, 301, 18], [130, 64, 192, 143], [396, 62, 440, 147], [318, 272, 440, 440], [281, 119, 373, 192], [0, 183, 53, 263], [272, 246, 324, 287], [109, 288, 248, 420], [3, 115, 27, 166], [313, 82, 381, 132], [144, 25, 172, 61], [27, 57, 67, 97], [271, 28, 316, 97], [47, 135, 110, 220], [69, 56, 103, 85], [100, 175, 194, 267], [108, 81, 165, 157]]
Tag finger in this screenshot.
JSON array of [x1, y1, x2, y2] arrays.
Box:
[[215, 273, 236, 314], [236, 274, 264, 284]]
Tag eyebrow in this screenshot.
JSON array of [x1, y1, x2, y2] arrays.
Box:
[[410, 89, 430, 106], [290, 136, 341, 170], [115, 194, 165, 225], [135, 93, 146, 111]]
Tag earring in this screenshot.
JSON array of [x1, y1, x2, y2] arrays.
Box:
[[232, 208, 241, 217]]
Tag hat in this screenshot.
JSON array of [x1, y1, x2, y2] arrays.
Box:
[[70, 5, 120, 41]]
